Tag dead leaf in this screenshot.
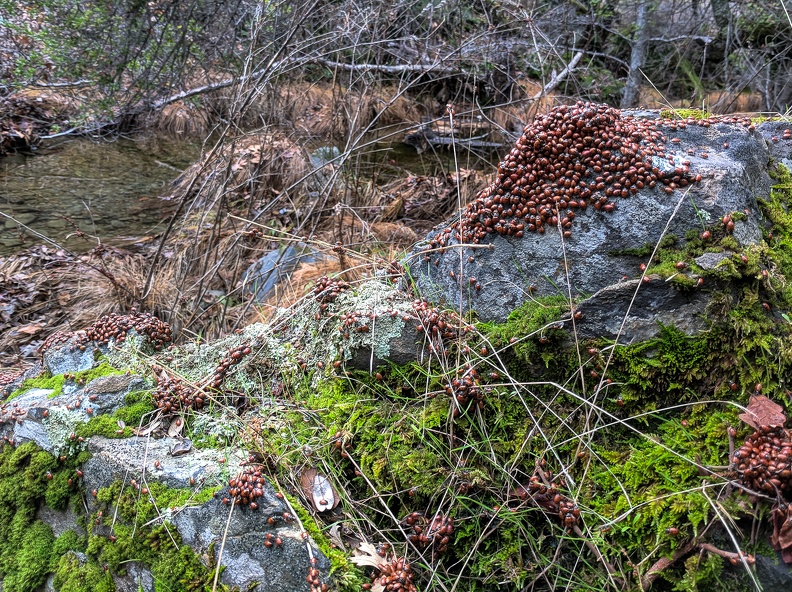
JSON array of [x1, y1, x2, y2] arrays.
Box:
[[350, 541, 387, 569], [15, 323, 44, 335], [167, 417, 185, 438], [771, 503, 792, 564], [739, 395, 787, 429], [328, 524, 347, 551], [133, 420, 161, 437], [300, 467, 340, 512], [117, 420, 125, 430]]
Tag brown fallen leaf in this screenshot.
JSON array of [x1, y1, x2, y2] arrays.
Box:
[[300, 467, 340, 512], [15, 323, 44, 335], [738, 395, 787, 429], [771, 503, 792, 564], [350, 541, 387, 569], [167, 417, 185, 438]]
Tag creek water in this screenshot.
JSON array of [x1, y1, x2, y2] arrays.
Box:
[[0, 132, 497, 258], [0, 136, 200, 256]]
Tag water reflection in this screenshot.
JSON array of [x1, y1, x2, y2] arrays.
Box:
[[0, 136, 200, 255]]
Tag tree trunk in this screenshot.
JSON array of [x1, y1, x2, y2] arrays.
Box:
[[621, 0, 652, 109]]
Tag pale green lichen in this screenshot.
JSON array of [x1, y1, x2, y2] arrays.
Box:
[[43, 406, 90, 452], [164, 322, 291, 398], [282, 279, 414, 374]]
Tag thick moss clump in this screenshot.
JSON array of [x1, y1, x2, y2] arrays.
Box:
[[7, 372, 66, 400], [75, 391, 155, 440], [0, 442, 87, 592], [53, 552, 115, 592]]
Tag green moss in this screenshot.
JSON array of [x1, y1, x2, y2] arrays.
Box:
[[8, 373, 65, 400], [86, 480, 225, 591], [75, 414, 133, 439], [2, 520, 56, 592], [479, 294, 569, 375], [53, 552, 115, 592], [115, 390, 155, 425], [660, 108, 711, 120], [51, 529, 87, 560], [76, 362, 126, 384], [75, 391, 154, 440], [0, 443, 86, 591], [6, 362, 125, 401]]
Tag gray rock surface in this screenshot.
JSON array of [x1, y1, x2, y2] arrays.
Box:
[[694, 251, 732, 270], [573, 278, 710, 343], [83, 436, 242, 493], [36, 503, 84, 538], [173, 489, 331, 592], [42, 336, 96, 375], [112, 563, 155, 592], [758, 121, 792, 170], [84, 436, 330, 591], [754, 550, 792, 592], [0, 371, 143, 453], [409, 117, 773, 338]]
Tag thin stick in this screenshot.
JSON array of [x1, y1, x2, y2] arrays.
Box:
[[212, 497, 236, 592]]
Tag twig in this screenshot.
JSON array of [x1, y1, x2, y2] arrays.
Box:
[[641, 540, 697, 590], [532, 51, 584, 100], [212, 496, 235, 592], [570, 524, 622, 585], [315, 58, 454, 75], [699, 543, 755, 565]]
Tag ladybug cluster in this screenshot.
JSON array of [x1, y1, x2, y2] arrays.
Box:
[[307, 562, 328, 592], [0, 398, 28, 422], [209, 342, 253, 389], [412, 300, 460, 341], [151, 368, 204, 414], [314, 276, 351, 304], [38, 330, 73, 356], [225, 464, 266, 509], [511, 473, 581, 530], [338, 310, 376, 338], [364, 556, 417, 592], [403, 512, 454, 554], [83, 311, 172, 351], [733, 426, 792, 496], [263, 532, 283, 548], [422, 103, 764, 258], [445, 366, 484, 413], [0, 369, 23, 393]]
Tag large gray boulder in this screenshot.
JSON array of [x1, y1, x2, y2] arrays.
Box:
[[408, 106, 781, 339]]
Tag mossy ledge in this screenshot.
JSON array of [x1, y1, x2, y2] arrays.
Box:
[[2, 166, 792, 590]]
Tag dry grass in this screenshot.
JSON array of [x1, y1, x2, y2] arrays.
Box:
[[168, 131, 311, 203], [639, 86, 764, 113], [151, 100, 212, 138], [374, 169, 493, 234], [0, 245, 151, 367], [12, 87, 83, 120], [252, 82, 430, 140]]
